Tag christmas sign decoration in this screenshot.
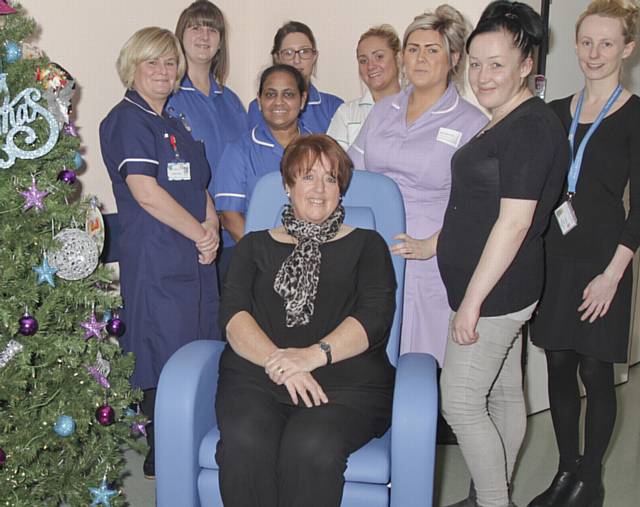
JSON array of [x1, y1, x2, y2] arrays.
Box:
[[0, 73, 60, 169]]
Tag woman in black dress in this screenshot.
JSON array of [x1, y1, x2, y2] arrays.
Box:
[[214, 134, 395, 507], [529, 1, 640, 506]]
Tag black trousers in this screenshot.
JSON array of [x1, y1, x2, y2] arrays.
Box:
[[140, 388, 156, 462], [215, 382, 383, 507]]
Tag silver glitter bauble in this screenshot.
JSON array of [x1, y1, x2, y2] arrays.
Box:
[[49, 228, 99, 280]]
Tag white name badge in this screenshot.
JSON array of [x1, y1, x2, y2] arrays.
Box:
[[554, 200, 578, 235], [436, 127, 462, 148], [167, 161, 191, 181]]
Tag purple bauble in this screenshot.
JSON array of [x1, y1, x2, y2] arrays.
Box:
[[18, 314, 38, 336], [106, 317, 125, 337], [95, 404, 115, 426], [0, 448, 6, 468], [57, 168, 77, 184]]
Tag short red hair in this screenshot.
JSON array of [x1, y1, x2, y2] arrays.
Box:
[[281, 134, 353, 194]]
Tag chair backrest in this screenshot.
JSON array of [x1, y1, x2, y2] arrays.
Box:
[[245, 171, 406, 366]]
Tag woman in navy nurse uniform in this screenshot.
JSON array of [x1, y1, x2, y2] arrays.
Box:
[[167, 1, 248, 283], [247, 21, 343, 133], [100, 27, 220, 480]]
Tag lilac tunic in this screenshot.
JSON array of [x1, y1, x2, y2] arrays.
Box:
[[348, 84, 486, 365]]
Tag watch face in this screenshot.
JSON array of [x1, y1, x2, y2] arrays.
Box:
[[320, 342, 330, 352]]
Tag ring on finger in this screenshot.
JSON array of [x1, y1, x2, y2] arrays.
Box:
[[278, 367, 284, 374]]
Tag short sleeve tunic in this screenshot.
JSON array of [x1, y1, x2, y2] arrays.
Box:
[[166, 76, 248, 197], [100, 90, 219, 389], [326, 90, 374, 150], [348, 84, 487, 365], [217, 229, 396, 422], [212, 118, 312, 248], [248, 84, 343, 133], [531, 95, 640, 363]]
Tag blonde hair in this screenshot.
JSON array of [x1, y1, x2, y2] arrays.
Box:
[[402, 4, 472, 83], [358, 24, 401, 56], [116, 27, 186, 91], [576, 0, 639, 44]]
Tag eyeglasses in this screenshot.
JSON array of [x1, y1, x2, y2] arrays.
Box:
[[278, 47, 316, 61]]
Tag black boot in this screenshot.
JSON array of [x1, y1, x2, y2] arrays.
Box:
[[563, 479, 604, 507], [527, 458, 581, 507]]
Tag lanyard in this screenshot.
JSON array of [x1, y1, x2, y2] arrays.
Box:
[[567, 84, 622, 195]]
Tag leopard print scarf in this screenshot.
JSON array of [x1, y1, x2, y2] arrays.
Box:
[[274, 203, 345, 327]]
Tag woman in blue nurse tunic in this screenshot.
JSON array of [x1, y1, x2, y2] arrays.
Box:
[[99, 26, 220, 480], [167, 1, 248, 284], [247, 21, 342, 133], [213, 64, 310, 275]]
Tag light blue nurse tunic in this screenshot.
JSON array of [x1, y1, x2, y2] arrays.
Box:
[[167, 75, 249, 196], [213, 116, 312, 248], [247, 84, 342, 133], [100, 90, 219, 390]]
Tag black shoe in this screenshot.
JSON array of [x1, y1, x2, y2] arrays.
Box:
[[563, 480, 604, 507], [528, 469, 578, 506], [143, 451, 155, 480]]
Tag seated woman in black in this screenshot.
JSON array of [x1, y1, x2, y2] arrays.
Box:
[[214, 134, 396, 507]]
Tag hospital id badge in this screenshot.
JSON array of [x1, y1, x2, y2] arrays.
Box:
[[554, 199, 577, 235], [167, 161, 191, 181]]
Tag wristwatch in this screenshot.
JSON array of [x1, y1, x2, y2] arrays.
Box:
[[319, 341, 332, 365]]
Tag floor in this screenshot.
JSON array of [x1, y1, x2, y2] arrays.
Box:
[[121, 364, 640, 507]]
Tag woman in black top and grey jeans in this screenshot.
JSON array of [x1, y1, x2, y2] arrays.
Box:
[[435, 2, 568, 506]]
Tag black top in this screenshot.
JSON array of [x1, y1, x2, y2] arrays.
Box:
[[544, 95, 640, 261], [437, 97, 569, 316], [219, 228, 396, 393]]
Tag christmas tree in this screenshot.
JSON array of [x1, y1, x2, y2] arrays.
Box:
[[0, 3, 143, 505]]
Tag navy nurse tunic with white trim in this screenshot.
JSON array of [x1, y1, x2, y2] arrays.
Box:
[[100, 89, 219, 390]]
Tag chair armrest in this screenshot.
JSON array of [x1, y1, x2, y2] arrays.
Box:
[[155, 340, 226, 507], [390, 352, 438, 507]]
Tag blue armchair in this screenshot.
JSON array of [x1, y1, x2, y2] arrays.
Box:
[[155, 171, 438, 507]]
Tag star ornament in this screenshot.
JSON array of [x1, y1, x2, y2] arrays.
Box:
[[20, 176, 49, 211], [131, 420, 148, 438], [89, 477, 118, 507], [80, 312, 106, 341], [33, 255, 58, 287]]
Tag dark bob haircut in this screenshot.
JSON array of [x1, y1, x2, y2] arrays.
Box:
[[258, 64, 307, 96], [281, 134, 352, 195], [466, 0, 544, 60]]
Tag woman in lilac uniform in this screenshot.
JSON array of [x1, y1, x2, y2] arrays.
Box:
[[247, 21, 342, 133], [349, 5, 486, 365], [100, 27, 219, 479]]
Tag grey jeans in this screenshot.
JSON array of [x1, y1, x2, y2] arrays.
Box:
[[441, 302, 536, 507]]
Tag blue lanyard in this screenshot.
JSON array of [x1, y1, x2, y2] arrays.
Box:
[[567, 84, 622, 195]]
